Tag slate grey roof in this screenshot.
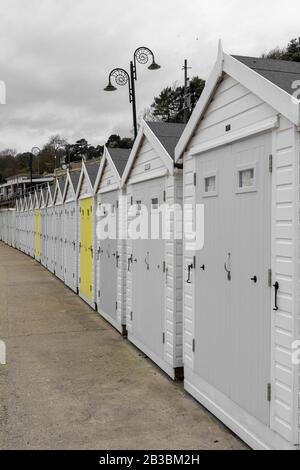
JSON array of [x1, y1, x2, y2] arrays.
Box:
[[69, 171, 80, 192], [146, 122, 186, 159], [233, 55, 300, 96], [42, 187, 48, 202], [86, 162, 100, 186], [57, 175, 67, 193], [107, 148, 131, 177]]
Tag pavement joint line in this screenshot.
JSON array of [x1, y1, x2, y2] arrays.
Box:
[[1, 328, 111, 340]]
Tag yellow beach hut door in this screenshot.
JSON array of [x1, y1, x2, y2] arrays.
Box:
[[80, 198, 93, 301], [35, 209, 39, 259]]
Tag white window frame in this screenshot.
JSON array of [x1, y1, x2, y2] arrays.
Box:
[[235, 162, 258, 194], [202, 171, 218, 198]]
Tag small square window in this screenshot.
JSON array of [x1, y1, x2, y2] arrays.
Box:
[[151, 198, 159, 210], [239, 168, 254, 188], [236, 163, 257, 194], [205, 176, 216, 193]]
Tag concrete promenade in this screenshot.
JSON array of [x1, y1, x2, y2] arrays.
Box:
[[0, 242, 246, 449]]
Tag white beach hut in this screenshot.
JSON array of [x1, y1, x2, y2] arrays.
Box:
[[62, 170, 80, 293], [121, 121, 185, 379], [75, 161, 99, 308], [94, 146, 130, 334], [174, 42, 300, 450]]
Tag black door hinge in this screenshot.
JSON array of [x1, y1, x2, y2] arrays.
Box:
[[269, 155, 273, 173], [268, 269, 272, 287], [162, 332, 165, 344], [267, 383, 271, 402], [116, 301, 118, 310], [193, 173, 197, 186], [130, 311, 133, 321], [192, 339, 195, 353]]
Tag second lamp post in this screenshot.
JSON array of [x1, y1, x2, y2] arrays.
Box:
[[104, 47, 160, 139]]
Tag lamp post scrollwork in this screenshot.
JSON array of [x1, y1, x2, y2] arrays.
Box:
[[104, 47, 160, 139]]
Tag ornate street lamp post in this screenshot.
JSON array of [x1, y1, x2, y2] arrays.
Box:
[[30, 146, 41, 189], [104, 47, 161, 139]]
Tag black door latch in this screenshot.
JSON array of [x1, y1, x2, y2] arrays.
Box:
[[273, 281, 279, 311]]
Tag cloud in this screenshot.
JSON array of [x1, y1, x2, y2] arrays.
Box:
[[0, 0, 299, 151]]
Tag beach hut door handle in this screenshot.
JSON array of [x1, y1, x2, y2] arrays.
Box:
[[128, 254, 133, 271], [273, 282, 279, 311], [224, 253, 231, 281], [145, 252, 150, 270], [186, 264, 193, 284]]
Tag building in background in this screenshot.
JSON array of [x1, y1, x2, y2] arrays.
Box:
[[0, 174, 54, 204]]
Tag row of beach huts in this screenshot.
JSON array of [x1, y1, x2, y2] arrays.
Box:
[[1, 45, 300, 450]]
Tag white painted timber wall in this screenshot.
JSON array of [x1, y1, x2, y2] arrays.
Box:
[[165, 172, 183, 368], [189, 74, 277, 152], [125, 134, 183, 370], [182, 73, 299, 447], [271, 116, 299, 445], [128, 136, 166, 181], [101, 160, 118, 188]]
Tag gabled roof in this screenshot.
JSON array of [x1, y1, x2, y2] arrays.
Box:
[[94, 146, 131, 192], [53, 176, 65, 205], [233, 55, 300, 95], [38, 187, 47, 208], [85, 162, 99, 186], [175, 41, 300, 161], [75, 161, 99, 198], [28, 193, 34, 210], [23, 195, 29, 211], [34, 189, 40, 208], [147, 122, 185, 159], [70, 171, 80, 192], [42, 187, 48, 206], [108, 148, 131, 177], [122, 120, 185, 186], [18, 197, 23, 212], [62, 170, 81, 202], [46, 183, 55, 206], [58, 175, 67, 195]]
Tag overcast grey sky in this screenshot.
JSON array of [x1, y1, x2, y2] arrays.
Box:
[[0, 0, 299, 152]]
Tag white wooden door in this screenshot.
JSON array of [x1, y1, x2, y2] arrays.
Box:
[[97, 190, 118, 322], [194, 132, 272, 425], [64, 202, 77, 291], [55, 206, 64, 280], [132, 178, 165, 359]]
